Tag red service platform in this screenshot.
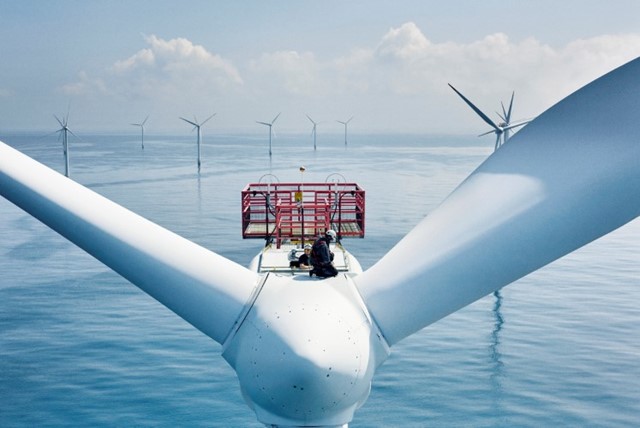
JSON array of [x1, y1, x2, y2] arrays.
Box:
[[242, 181, 365, 248]]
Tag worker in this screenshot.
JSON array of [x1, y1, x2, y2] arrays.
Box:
[[298, 244, 313, 269], [310, 230, 338, 278]]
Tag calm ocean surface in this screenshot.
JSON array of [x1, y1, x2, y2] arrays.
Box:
[[0, 132, 638, 427]]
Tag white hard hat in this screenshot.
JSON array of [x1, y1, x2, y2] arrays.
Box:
[[325, 229, 337, 240]]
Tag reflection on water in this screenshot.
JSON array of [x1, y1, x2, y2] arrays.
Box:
[[196, 172, 203, 214], [490, 289, 505, 410], [490, 290, 504, 368]]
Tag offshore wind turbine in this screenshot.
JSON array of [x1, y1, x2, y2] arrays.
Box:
[[256, 112, 281, 156], [2, 57, 640, 427], [337, 116, 353, 146], [496, 92, 516, 146], [131, 115, 149, 150], [54, 113, 77, 177], [180, 113, 216, 170], [306, 114, 319, 150], [448, 84, 531, 151]]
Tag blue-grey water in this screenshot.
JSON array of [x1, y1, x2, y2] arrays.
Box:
[[0, 132, 638, 427]]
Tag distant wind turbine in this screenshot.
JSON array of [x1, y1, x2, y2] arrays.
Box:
[[256, 113, 281, 156], [131, 116, 149, 150], [54, 112, 77, 177], [306, 114, 319, 150], [448, 84, 531, 151], [337, 116, 353, 146], [180, 113, 216, 170]]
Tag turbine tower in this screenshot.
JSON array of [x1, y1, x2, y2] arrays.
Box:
[[337, 116, 353, 146], [131, 115, 149, 150], [448, 84, 530, 151], [54, 113, 76, 178], [256, 112, 281, 156], [306, 114, 318, 150], [180, 113, 216, 170]]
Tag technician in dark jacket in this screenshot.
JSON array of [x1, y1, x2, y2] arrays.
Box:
[[310, 230, 338, 278], [297, 244, 312, 269]]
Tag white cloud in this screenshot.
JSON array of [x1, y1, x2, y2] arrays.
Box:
[[55, 26, 640, 133], [60, 71, 107, 96], [64, 35, 243, 102], [134, 35, 243, 85], [376, 22, 430, 61], [353, 24, 640, 129], [112, 47, 154, 73], [250, 50, 323, 96]]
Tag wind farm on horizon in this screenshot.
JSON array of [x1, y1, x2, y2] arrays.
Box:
[[36, 84, 535, 176]]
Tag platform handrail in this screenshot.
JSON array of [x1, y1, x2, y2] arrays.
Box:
[[242, 182, 365, 245]]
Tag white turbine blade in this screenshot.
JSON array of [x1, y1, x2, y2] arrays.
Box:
[[502, 119, 531, 132], [271, 112, 281, 124], [256, 121, 270, 126], [306, 114, 316, 125], [142, 115, 149, 126], [0, 142, 260, 344], [41, 129, 59, 139], [449, 83, 500, 130], [54, 114, 64, 127], [499, 102, 508, 122], [180, 116, 198, 127], [506, 91, 515, 123], [346, 116, 354, 124], [201, 113, 216, 126], [478, 129, 497, 137], [358, 58, 640, 346], [67, 128, 80, 140]]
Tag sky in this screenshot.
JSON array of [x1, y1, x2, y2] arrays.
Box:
[[1, 0, 640, 135]]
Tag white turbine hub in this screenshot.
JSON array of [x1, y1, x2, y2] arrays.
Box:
[[223, 273, 389, 427]]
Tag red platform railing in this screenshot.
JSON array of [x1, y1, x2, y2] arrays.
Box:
[[241, 182, 365, 247]]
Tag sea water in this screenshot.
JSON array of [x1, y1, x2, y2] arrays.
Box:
[[0, 133, 638, 427]]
